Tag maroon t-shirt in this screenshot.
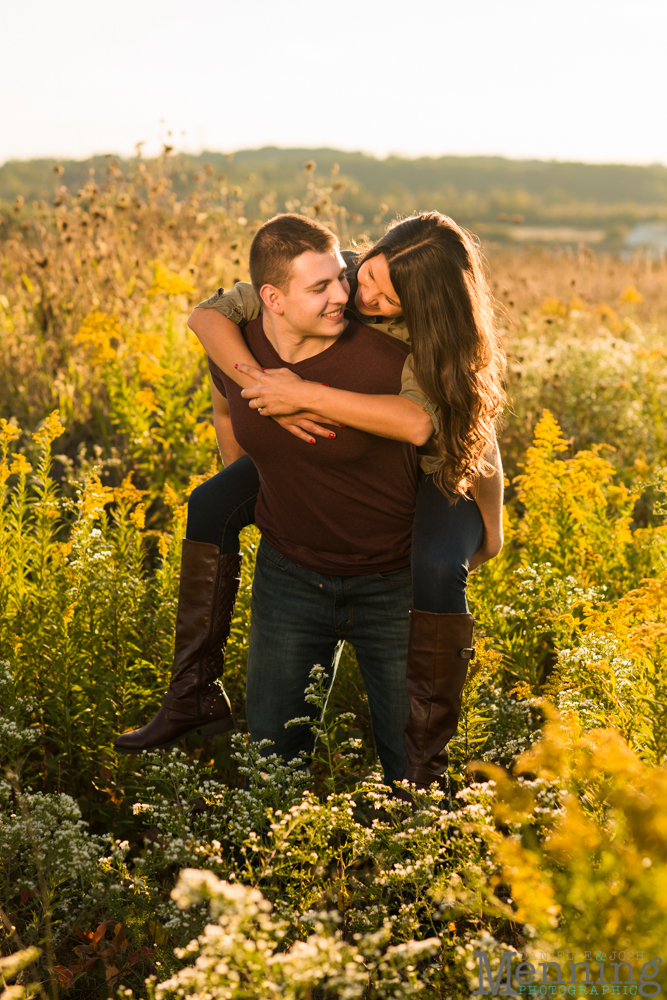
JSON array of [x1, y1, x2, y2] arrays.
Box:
[[208, 317, 418, 575]]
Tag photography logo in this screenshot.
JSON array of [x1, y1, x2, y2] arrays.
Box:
[[472, 951, 663, 997]]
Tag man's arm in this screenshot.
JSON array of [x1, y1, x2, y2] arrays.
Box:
[[469, 437, 504, 570], [211, 378, 246, 466]]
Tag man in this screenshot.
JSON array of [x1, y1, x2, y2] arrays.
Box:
[[210, 214, 435, 786], [140, 212, 428, 788]]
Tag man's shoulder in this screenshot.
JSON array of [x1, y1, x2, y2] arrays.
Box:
[[236, 315, 262, 346], [345, 319, 410, 357]]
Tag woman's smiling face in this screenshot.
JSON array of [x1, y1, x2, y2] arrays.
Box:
[[354, 253, 402, 318]]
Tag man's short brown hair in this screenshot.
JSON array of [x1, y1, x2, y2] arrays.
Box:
[[248, 214, 339, 295]]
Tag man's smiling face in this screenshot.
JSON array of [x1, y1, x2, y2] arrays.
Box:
[[268, 249, 350, 338]]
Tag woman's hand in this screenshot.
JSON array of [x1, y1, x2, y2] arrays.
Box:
[[236, 363, 337, 443], [271, 413, 338, 444], [238, 363, 320, 417]]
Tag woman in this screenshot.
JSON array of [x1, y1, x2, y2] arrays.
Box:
[[117, 212, 505, 794]]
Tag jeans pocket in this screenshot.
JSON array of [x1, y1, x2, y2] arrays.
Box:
[[257, 541, 290, 572], [376, 564, 412, 580]]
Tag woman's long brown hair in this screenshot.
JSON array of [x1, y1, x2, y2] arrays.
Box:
[[359, 212, 505, 498]]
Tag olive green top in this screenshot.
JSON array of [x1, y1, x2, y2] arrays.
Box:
[[198, 252, 441, 473]]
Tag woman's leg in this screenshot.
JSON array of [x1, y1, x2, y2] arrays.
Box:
[[186, 454, 259, 552], [411, 472, 484, 614], [402, 473, 484, 793], [114, 456, 260, 753]]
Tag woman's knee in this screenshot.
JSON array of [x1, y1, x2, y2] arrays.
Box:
[[411, 543, 472, 613], [415, 549, 468, 593], [188, 470, 241, 518], [187, 480, 206, 510]]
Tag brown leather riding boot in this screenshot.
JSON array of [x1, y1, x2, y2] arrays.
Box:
[[114, 540, 241, 753], [402, 610, 475, 789]]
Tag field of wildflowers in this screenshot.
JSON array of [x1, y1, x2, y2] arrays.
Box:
[[2, 155, 667, 998]]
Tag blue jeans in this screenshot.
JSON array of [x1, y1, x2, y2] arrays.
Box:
[[187, 455, 259, 553], [411, 471, 485, 614], [186, 459, 483, 614], [246, 539, 412, 786]]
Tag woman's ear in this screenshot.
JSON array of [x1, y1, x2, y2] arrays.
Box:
[[260, 283, 284, 315]]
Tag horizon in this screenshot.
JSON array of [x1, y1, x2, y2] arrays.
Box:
[[3, 0, 667, 167], [4, 145, 667, 171]]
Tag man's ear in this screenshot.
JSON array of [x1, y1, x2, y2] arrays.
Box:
[[259, 283, 284, 315]]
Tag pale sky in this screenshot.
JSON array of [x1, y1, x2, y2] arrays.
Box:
[[2, 0, 667, 165]]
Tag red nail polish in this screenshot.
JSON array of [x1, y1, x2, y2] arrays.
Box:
[[234, 364, 238, 368], [338, 423, 346, 428], [328, 432, 335, 438], [310, 438, 316, 444], [321, 383, 329, 387], [262, 367, 267, 371]]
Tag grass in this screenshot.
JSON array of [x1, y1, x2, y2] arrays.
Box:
[[1, 156, 667, 998]]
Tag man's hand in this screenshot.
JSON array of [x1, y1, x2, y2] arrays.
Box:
[[468, 531, 504, 571], [468, 437, 504, 572], [238, 363, 319, 417]]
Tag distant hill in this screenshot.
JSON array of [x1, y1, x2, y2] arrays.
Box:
[[2, 147, 667, 247]]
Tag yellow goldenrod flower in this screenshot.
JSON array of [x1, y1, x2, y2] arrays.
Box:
[[620, 284, 643, 303], [75, 310, 122, 362], [147, 262, 196, 298]]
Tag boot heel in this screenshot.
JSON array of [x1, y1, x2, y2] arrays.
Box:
[[199, 714, 235, 737]]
